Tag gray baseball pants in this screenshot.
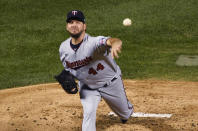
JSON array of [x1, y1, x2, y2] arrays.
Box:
[[80, 76, 133, 131]]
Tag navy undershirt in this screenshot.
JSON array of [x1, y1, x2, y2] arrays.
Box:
[[70, 40, 83, 52]]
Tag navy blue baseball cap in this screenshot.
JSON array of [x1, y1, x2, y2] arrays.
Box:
[[66, 10, 85, 23]]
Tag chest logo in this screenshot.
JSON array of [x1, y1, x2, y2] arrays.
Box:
[[66, 56, 92, 69]]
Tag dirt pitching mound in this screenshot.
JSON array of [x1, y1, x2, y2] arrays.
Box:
[[0, 80, 198, 131]]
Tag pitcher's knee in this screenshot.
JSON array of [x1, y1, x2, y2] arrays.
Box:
[[120, 106, 134, 120], [84, 110, 96, 119]]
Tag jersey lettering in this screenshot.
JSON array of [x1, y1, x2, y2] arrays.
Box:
[[88, 67, 97, 75], [66, 56, 92, 69], [96, 63, 104, 71], [88, 63, 105, 75]]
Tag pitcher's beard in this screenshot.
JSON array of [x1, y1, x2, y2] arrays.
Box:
[[69, 30, 83, 39]]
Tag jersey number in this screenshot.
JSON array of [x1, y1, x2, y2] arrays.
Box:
[[88, 63, 104, 75]]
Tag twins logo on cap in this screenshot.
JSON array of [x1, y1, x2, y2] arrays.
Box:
[[72, 11, 78, 15]]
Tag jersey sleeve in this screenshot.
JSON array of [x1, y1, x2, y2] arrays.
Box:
[[95, 36, 111, 55], [95, 36, 110, 47], [59, 46, 65, 62], [59, 45, 69, 70]]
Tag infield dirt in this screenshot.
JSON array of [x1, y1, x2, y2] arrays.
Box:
[[0, 80, 198, 131]]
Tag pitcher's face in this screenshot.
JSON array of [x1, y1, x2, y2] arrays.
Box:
[[66, 20, 86, 38]]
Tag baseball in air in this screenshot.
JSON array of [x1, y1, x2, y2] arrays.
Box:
[[123, 18, 132, 26]]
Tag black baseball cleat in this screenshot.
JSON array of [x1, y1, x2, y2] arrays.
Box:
[[121, 119, 128, 124]]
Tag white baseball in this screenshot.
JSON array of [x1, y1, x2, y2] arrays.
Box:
[[123, 18, 132, 26]]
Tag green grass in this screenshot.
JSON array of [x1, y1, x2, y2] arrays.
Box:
[[0, 0, 198, 89]]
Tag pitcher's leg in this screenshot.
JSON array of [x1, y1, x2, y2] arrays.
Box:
[[80, 85, 101, 131], [99, 76, 133, 120]]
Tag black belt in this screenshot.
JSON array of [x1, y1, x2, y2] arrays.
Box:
[[103, 77, 117, 87]]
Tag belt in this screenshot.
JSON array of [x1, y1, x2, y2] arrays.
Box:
[[103, 77, 117, 87]]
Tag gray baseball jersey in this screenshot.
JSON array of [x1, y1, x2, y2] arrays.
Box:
[[59, 33, 121, 89]]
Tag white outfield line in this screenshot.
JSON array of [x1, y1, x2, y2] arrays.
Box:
[[108, 112, 172, 118]]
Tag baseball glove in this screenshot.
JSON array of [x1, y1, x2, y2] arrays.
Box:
[[54, 69, 78, 94]]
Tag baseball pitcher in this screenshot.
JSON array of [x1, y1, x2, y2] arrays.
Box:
[[55, 10, 134, 131]]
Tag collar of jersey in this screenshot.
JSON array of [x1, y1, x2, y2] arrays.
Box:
[[70, 39, 83, 52]]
